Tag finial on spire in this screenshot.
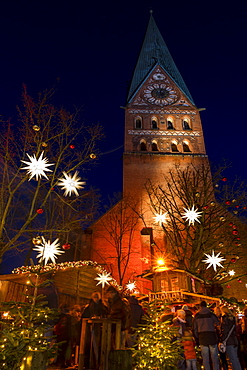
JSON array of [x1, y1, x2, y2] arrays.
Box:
[[150, 9, 153, 14]]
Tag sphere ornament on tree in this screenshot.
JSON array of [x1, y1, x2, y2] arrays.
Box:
[[62, 243, 71, 250], [32, 125, 40, 131], [36, 208, 43, 214]]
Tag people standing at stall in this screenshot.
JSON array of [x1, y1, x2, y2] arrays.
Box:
[[126, 295, 144, 347], [54, 304, 82, 368], [192, 301, 220, 370], [182, 305, 193, 329], [81, 291, 108, 369], [219, 306, 242, 370], [181, 329, 198, 370], [82, 291, 108, 319], [106, 285, 130, 348], [172, 309, 187, 370]]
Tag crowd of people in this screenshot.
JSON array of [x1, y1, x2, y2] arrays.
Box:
[[49, 288, 247, 370], [51, 286, 144, 369], [166, 301, 247, 370]]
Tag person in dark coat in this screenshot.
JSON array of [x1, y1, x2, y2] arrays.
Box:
[[126, 295, 144, 347], [82, 292, 108, 369], [219, 306, 242, 370], [54, 304, 81, 368], [182, 304, 193, 329], [82, 291, 108, 318], [192, 301, 220, 370], [106, 285, 130, 348]]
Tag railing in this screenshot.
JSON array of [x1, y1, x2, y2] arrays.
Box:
[[78, 318, 121, 370], [149, 290, 220, 304]]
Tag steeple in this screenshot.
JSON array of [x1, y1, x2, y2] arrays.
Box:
[[127, 12, 194, 105]]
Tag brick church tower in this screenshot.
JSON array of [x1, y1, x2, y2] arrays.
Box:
[[82, 13, 209, 294]]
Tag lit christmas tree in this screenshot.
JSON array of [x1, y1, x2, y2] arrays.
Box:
[[132, 300, 182, 370], [0, 273, 59, 370]]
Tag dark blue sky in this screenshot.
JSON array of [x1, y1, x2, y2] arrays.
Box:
[[0, 0, 247, 199]]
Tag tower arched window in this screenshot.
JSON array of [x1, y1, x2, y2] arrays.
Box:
[[151, 117, 158, 129], [183, 119, 191, 130], [183, 141, 191, 152], [151, 141, 159, 151], [140, 140, 147, 151], [135, 117, 142, 129], [167, 119, 174, 130], [171, 141, 179, 152]]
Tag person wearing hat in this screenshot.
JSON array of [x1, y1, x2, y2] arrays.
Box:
[[182, 305, 193, 329]]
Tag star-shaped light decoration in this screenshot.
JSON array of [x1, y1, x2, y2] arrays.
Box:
[[228, 270, 236, 276], [57, 171, 85, 196], [94, 271, 112, 288], [126, 281, 137, 293], [182, 205, 203, 225], [33, 236, 64, 265], [202, 250, 226, 272], [21, 152, 54, 181], [153, 212, 168, 226]]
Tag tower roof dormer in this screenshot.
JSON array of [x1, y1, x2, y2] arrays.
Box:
[[127, 12, 194, 105]]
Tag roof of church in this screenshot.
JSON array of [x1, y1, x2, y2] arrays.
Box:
[[127, 13, 195, 105]]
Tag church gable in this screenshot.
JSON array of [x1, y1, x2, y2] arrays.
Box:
[[130, 65, 194, 109]]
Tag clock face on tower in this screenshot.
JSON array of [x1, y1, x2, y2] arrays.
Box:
[[143, 83, 179, 106]]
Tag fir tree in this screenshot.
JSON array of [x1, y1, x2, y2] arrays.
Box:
[[0, 273, 59, 370], [132, 300, 182, 370]]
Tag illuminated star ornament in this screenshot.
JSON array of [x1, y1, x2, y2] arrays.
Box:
[[228, 270, 235, 276], [33, 236, 64, 265], [126, 281, 137, 293], [95, 271, 112, 288], [182, 205, 203, 225], [153, 212, 168, 226], [21, 152, 54, 180], [58, 171, 85, 196], [202, 250, 226, 271]]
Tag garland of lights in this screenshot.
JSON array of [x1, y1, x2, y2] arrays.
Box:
[[12, 260, 121, 289]]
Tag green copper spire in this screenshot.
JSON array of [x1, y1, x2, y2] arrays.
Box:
[[127, 13, 194, 104]]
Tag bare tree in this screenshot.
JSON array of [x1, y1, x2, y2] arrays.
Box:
[[0, 86, 103, 264], [146, 163, 247, 284], [94, 195, 141, 285]]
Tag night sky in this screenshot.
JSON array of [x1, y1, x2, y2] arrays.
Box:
[[0, 1, 247, 271]]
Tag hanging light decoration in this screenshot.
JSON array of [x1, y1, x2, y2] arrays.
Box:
[[33, 237, 64, 265], [202, 251, 226, 271], [94, 271, 112, 288], [126, 281, 137, 293], [21, 152, 54, 180], [57, 171, 85, 196], [182, 205, 202, 225], [153, 212, 168, 226]]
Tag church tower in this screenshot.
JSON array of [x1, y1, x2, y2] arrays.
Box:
[[123, 13, 208, 201], [85, 13, 209, 293]]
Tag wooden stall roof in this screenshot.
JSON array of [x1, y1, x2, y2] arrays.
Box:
[[0, 260, 118, 306]]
